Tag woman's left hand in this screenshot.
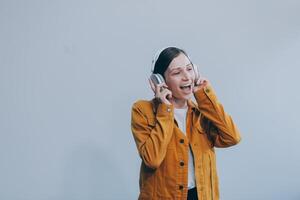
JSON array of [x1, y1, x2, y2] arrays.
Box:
[[193, 77, 211, 93]]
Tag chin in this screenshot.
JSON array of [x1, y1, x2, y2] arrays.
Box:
[[185, 94, 193, 100], [173, 90, 193, 101], [179, 94, 193, 100]]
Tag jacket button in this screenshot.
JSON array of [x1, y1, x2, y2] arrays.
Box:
[[179, 185, 184, 190], [180, 161, 184, 166], [205, 88, 210, 93], [179, 139, 184, 144]]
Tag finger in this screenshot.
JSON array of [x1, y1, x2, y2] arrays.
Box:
[[199, 78, 207, 85], [166, 91, 172, 100], [162, 83, 168, 88], [201, 79, 208, 86], [159, 88, 167, 97], [155, 83, 161, 94], [160, 86, 165, 93], [162, 91, 172, 103], [156, 82, 168, 90], [162, 89, 172, 99], [155, 83, 168, 94], [196, 78, 201, 86]]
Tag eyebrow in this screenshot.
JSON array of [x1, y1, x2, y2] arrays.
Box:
[[170, 63, 193, 72]]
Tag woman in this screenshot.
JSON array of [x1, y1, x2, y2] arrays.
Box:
[[131, 47, 241, 200]]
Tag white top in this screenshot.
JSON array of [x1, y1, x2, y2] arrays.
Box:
[[174, 108, 196, 189]]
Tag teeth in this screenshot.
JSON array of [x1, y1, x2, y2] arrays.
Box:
[[180, 85, 191, 89]]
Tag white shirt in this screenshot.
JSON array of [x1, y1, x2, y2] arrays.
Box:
[[174, 108, 196, 189]]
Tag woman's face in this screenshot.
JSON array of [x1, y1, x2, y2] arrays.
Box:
[[164, 53, 195, 101]]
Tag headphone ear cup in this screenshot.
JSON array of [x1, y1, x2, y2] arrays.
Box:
[[150, 74, 165, 85], [193, 64, 200, 84]]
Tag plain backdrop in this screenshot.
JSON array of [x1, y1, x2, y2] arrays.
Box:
[[1, 0, 300, 199]]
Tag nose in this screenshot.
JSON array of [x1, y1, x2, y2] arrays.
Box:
[[182, 70, 191, 81]]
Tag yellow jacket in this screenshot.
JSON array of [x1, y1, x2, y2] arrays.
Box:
[[131, 85, 241, 200]]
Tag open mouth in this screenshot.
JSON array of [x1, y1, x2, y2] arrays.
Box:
[[180, 84, 192, 92]]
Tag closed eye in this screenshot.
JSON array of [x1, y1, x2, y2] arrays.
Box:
[[187, 66, 193, 71]]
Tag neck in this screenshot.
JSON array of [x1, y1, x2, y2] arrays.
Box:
[[171, 97, 188, 109]]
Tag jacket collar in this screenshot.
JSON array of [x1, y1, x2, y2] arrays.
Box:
[[187, 99, 199, 113], [151, 98, 199, 114]]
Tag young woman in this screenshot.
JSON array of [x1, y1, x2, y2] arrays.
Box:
[[131, 47, 241, 200]]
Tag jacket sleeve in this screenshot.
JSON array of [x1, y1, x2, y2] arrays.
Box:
[[194, 85, 241, 148], [131, 101, 174, 169]]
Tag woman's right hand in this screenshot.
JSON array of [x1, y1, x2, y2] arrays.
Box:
[[149, 79, 172, 105]]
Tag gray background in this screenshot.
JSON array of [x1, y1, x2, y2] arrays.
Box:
[[1, 0, 300, 199]]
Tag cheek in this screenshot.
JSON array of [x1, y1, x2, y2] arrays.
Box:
[[166, 78, 180, 91]]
